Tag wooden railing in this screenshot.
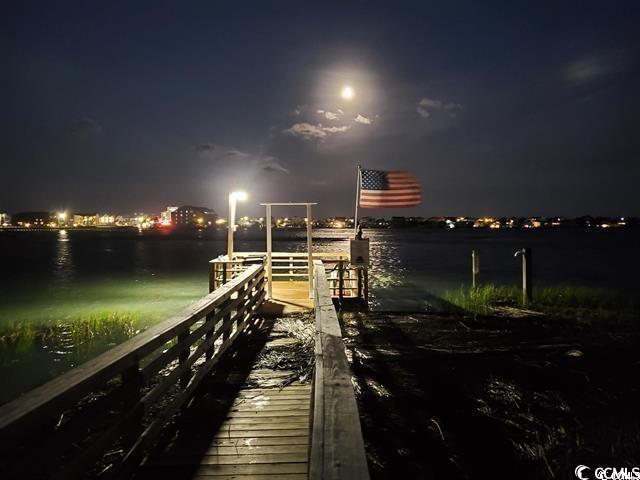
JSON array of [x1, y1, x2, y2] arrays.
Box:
[[210, 252, 349, 285], [309, 260, 370, 480], [211, 253, 367, 305], [0, 263, 266, 479], [323, 259, 368, 303]]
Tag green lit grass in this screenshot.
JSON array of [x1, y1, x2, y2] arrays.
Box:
[[0, 312, 139, 366], [0, 275, 206, 328], [0, 275, 207, 369], [442, 284, 639, 322]]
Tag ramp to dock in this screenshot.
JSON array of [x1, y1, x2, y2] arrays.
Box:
[[138, 313, 313, 479]]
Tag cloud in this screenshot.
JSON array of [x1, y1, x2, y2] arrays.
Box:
[[416, 105, 431, 118], [322, 125, 350, 133], [283, 122, 328, 139], [260, 157, 289, 173], [419, 98, 443, 108], [70, 117, 103, 136], [282, 122, 351, 140], [354, 114, 372, 125], [195, 144, 288, 173], [317, 109, 343, 120], [564, 52, 630, 86], [417, 97, 463, 118]]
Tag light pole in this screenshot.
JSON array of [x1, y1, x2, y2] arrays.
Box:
[[227, 191, 248, 259]]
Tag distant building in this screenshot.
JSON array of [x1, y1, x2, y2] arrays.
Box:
[[12, 211, 54, 227], [171, 206, 217, 227], [73, 213, 98, 227], [161, 206, 178, 225], [98, 214, 116, 225], [0, 212, 10, 226], [522, 217, 542, 229], [473, 217, 496, 228]]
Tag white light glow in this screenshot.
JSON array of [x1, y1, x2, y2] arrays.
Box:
[[231, 191, 248, 202]]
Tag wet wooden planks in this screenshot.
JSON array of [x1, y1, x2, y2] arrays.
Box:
[[142, 384, 311, 479], [259, 281, 313, 315]]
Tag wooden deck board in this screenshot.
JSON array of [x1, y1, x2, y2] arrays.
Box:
[[259, 281, 313, 314], [142, 382, 311, 479]]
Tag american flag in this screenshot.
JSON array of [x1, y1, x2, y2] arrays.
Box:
[[359, 169, 422, 208]]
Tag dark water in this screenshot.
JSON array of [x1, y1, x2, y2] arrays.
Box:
[[0, 227, 638, 403]]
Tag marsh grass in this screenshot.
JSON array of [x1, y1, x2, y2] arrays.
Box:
[[0, 312, 140, 365], [442, 284, 639, 322]]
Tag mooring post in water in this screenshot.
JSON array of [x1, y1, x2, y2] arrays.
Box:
[[472, 250, 479, 289], [515, 248, 533, 305]]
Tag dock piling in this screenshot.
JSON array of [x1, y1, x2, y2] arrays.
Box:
[[515, 248, 533, 305], [472, 250, 479, 289]]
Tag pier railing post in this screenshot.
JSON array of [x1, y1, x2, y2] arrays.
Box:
[[522, 247, 532, 305], [363, 268, 369, 308], [206, 273, 216, 361], [307, 203, 313, 299], [178, 331, 190, 390], [266, 204, 273, 299], [472, 250, 479, 289], [338, 261, 344, 302]]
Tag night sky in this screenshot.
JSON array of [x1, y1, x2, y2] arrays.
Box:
[[2, 2, 639, 217]]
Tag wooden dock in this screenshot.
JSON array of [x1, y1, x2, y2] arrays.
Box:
[[0, 257, 369, 480]]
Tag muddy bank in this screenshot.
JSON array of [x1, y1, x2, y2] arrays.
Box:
[[341, 311, 640, 479]]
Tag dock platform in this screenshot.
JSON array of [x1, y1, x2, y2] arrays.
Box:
[[259, 281, 314, 315]]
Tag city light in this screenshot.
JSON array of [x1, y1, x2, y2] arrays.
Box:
[[230, 191, 248, 202]]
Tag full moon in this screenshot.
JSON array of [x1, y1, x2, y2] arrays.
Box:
[[341, 85, 354, 100]]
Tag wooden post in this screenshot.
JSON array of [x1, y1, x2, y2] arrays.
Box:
[[472, 250, 479, 289], [307, 203, 313, 299], [266, 204, 272, 299], [206, 272, 216, 361], [121, 362, 143, 450], [363, 268, 369, 309], [522, 247, 532, 305], [338, 261, 344, 302], [209, 262, 216, 292], [178, 331, 190, 390]]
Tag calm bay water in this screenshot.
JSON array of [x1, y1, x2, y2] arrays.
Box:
[[0, 227, 638, 403]]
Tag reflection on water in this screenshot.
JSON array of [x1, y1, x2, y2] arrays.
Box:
[[52, 229, 74, 286]]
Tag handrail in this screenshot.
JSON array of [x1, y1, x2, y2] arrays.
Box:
[[309, 260, 370, 480], [0, 263, 266, 479]]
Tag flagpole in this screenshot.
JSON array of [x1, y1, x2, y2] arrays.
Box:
[[354, 164, 361, 237]]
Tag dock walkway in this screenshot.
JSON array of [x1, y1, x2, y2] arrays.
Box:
[[138, 291, 314, 479]]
